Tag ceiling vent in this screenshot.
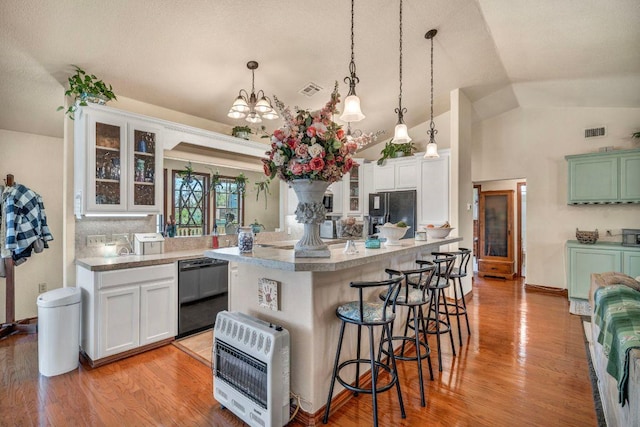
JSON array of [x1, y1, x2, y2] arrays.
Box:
[[298, 82, 323, 97], [584, 126, 607, 139]]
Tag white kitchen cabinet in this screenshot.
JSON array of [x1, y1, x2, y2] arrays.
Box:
[[328, 180, 343, 215], [373, 163, 396, 191], [74, 105, 163, 216], [77, 263, 177, 366], [372, 157, 417, 192], [344, 158, 364, 215], [417, 149, 450, 226], [362, 162, 374, 215]]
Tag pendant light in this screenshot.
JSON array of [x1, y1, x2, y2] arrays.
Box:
[[392, 0, 411, 144], [340, 0, 365, 122], [424, 29, 440, 159]]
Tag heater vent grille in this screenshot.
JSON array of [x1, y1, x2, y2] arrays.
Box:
[[298, 82, 323, 97], [584, 126, 607, 139]]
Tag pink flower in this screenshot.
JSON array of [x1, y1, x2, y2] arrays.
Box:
[[307, 126, 317, 138], [346, 142, 358, 154], [295, 144, 309, 158], [302, 163, 311, 173], [290, 161, 303, 176], [310, 157, 325, 171], [287, 138, 297, 149], [336, 129, 345, 140], [342, 157, 354, 173], [262, 159, 272, 177], [273, 129, 285, 141]]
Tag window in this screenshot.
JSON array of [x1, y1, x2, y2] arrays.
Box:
[[172, 171, 209, 236], [214, 177, 244, 234]]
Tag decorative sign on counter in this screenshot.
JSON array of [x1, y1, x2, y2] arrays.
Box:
[[258, 278, 279, 311]]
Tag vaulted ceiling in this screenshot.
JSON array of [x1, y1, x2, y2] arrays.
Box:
[[1, 0, 639, 148]]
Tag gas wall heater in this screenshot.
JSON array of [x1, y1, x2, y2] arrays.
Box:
[[213, 311, 290, 427]]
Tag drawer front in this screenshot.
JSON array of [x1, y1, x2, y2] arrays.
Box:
[[478, 260, 514, 275], [98, 263, 176, 289]]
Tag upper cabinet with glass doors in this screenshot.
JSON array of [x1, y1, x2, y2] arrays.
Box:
[[74, 105, 163, 216]]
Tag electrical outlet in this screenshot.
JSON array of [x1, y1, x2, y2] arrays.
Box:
[[112, 233, 129, 244], [87, 234, 107, 246], [38, 283, 47, 293]]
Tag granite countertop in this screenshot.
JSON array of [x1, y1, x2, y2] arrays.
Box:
[[75, 249, 209, 272], [205, 236, 463, 272]]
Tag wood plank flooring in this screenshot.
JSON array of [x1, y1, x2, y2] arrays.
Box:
[[0, 276, 596, 426]]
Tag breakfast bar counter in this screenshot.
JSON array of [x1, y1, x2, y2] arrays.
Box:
[[205, 236, 462, 421]]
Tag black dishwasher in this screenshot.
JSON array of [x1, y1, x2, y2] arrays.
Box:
[[178, 258, 228, 338]]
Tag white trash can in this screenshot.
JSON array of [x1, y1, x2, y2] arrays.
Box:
[[36, 287, 81, 377]]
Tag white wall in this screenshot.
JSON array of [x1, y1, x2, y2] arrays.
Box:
[[473, 106, 640, 288], [0, 129, 64, 322]]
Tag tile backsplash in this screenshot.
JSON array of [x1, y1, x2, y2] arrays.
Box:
[[75, 216, 288, 258]]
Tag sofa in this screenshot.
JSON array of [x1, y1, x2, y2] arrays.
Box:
[[589, 272, 640, 427]]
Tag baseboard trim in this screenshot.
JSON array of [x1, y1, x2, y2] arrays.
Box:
[[80, 337, 175, 368], [525, 283, 568, 296]]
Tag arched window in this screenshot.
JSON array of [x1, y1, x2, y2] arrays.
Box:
[[172, 171, 209, 236]]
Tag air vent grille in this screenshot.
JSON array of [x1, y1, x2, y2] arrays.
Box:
[[299, 82, 323, 97], [584, 126, 606, 139]]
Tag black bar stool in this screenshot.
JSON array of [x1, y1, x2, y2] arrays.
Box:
[[323, 276, 405, 427], [418, 253, 457, 371], [380, 262, 436, 407], [446, 248, 472, 346]]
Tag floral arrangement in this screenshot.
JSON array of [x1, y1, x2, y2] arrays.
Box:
[[262, 83, 358, 183]]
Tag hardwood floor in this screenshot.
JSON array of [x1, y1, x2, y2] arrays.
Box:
[[0, 276, 596, 426]]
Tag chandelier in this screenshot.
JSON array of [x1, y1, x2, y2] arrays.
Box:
[[424, 29, 440, 159], [339, 0, 365, 123], [392, 0, 411, 144], [227, 61, 278, 124]]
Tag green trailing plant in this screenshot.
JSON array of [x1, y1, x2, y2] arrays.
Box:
[[235, 173, 248, 195], [254, 178, 271, 209], [57, 66, 117, 119], [178, 162, 195, 182], [377, 141, 417, 165], [207, 168, 223, 193]]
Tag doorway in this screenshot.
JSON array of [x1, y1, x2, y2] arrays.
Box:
[[472, 178, 526, 277]]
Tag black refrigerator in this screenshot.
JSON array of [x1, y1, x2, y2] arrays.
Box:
[[368, 190, 416, 238]]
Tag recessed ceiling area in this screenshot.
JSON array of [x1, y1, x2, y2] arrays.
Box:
[[1, 0, 638, 148]]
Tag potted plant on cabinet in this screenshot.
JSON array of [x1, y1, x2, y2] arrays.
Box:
[[377, 141, 417, 165], [58, 66, 117, 120], [232, 125, 252, 140]]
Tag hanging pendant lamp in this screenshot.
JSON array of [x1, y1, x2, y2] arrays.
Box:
[[424, 29, 440, 159], [392, 0, 411, 144], [340, 0, 365, 122]]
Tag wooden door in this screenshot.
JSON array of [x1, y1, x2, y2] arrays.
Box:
[[478, 190, 515, 279]]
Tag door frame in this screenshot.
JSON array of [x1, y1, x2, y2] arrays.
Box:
[[517, 181, 526, 277]]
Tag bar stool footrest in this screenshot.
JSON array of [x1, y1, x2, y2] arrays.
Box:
[[336, 359, 397, 395], [380, 336, 431, 361]]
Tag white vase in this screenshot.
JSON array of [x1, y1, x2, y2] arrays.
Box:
[[289, 179, 330, 258]]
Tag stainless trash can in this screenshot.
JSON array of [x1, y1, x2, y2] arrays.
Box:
[[36, 287, 81, 377]]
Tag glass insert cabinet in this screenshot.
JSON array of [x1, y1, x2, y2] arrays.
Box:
[[477, 190, 515, 279], [74, 107, 163, 216]]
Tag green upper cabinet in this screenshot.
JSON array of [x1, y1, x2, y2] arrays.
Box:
[[620, 152, 640, 201], [566, 148, 640, 204]]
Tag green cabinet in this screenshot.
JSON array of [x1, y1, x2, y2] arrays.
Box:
[[567, 241, 640, 300], [566, 148, 640, 204]]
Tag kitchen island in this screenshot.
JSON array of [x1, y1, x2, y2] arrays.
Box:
[[205, 235, 462, 423]]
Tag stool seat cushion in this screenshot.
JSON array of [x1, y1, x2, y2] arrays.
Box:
[[379, 287, 428, 305], [449, 267, 467, 278], [429, 277, 450, 289], [337, 302, 395, 324]]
